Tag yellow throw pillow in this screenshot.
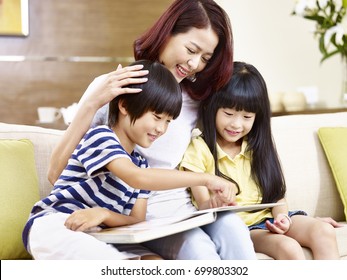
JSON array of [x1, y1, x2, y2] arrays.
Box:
[[0, 139, 40, 259], [318, 127, 347, 221]]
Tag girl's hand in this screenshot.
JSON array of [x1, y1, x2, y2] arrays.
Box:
[[265, 213, 292, 234], [64, 208, 108, 232], [205, 175, 238, 205], [81, 64, 149, 110], [208, 194, 230, 208]]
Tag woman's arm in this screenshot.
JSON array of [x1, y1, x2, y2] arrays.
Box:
[[107, 158, 238, 205], [47, 64, 149, 184], [47, 101, 99, 184]]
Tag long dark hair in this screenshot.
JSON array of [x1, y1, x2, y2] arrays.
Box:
[[134, 0, 233, 101], [200, 61, 286, 203], [108, 60, 182, 127]]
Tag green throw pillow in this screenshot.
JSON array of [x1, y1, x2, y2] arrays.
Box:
[[318, 127, 347, 221], [0, 139, 40, 259]]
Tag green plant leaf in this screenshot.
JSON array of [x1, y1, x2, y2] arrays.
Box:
[[293, 1, 347, 64]]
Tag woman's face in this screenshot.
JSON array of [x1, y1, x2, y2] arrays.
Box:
[[159, 27, 218, 83]]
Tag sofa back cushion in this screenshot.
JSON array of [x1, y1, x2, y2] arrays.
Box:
[[271, 112, 347, 221], [318, 127, 347, 221], [0, 122, 64, 199], [0, 139, 39, 259]]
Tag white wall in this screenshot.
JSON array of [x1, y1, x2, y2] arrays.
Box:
[[216, 0, 342, 107]]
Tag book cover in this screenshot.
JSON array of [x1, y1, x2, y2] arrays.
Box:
[[89, 211, 216, 244], [88, 202, 281, 244]]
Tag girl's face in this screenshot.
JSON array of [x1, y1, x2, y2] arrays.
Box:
[[215, 108, 256, 146], [159, 27, 218, 83]]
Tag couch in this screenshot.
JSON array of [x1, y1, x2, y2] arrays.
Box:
[[1, 112, 346, 260]]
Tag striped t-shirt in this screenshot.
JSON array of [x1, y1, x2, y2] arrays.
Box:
[[22, 125, 151, 249]]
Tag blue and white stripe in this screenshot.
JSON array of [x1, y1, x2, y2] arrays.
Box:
[[23, 125, 150, 249]]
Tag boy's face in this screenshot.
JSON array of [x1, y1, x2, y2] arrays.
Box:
[[127, 111, 173, 148]]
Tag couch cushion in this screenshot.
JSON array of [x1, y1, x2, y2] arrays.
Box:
[[336, 223, 347, 259], [0, 139, 40, 259], [271, 112, 347, 221], [318, 127, 347, 221], [0, 122, 63, 199]]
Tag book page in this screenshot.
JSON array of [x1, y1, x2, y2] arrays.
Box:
[[193, 202, 284, 215]]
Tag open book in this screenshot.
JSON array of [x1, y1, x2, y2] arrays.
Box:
[[88, 203, 281, 244]]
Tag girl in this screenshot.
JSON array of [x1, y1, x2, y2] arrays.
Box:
[[23, 60, 236, 260], [47, 0, 256, 260], [180, 61, 340, 260]]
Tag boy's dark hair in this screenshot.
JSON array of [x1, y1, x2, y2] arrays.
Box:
[[108, 60, 182, 127]]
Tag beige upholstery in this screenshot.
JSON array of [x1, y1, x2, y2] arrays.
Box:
[[0, 122, 63, 199], [0, 112, 346, 259], [271, 113, 347, 221]]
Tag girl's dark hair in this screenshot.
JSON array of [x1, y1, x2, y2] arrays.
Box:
[[200, 61, 286, 203], [134, 0, 233, 101], [108, 60, 182, 127]]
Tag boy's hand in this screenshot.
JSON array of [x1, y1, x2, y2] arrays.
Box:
[[65, 208, 107, 232]]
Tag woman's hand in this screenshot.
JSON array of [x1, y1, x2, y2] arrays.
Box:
[[47, 64, 149, 185], [80, 64, 149, 110]]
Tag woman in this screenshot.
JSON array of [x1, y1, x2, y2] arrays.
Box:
[[48, 0, 256, 260]]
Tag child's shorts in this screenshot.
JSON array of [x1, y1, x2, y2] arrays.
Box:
[[248, 210, 307, 231]]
